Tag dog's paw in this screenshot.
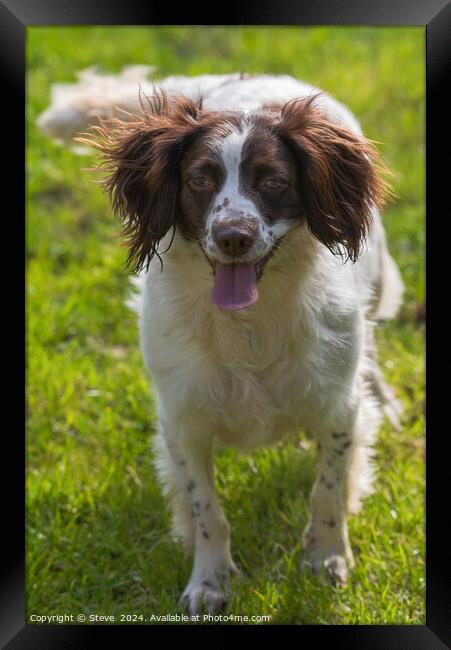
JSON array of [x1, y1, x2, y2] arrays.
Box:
[[302, 525, 354, 586], [179, 577, 228, 616], [301, 551, 351, 586], [179, 554, 239, 616]]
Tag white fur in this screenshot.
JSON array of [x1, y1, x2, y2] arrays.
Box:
[[39, 68, 404, 613]]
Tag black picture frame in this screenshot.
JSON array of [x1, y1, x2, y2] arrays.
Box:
[[2, 0, 449, 647]]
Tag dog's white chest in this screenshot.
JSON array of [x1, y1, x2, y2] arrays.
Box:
[[142, 292, 347, 448]]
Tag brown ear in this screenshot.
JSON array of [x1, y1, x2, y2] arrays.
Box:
[[85, 92, 204, 272], [278, 95, 389, 262]]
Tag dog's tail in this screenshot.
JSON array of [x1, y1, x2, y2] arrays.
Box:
[[36, 65, 156, 149]]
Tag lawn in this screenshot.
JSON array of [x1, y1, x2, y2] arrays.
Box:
[[26, 26, 425, 625]]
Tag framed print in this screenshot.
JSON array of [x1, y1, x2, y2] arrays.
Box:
[[1, 0, 449, 646]]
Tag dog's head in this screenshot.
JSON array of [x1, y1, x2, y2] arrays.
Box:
[[90, 91, 388, 310]]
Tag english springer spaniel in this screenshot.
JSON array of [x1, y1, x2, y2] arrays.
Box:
[[39, 69, 404, 615]]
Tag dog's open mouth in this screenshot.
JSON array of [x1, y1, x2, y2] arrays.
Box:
[[209, 240, 280, 312]]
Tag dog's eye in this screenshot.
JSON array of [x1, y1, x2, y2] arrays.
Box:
[[189, 175, 212, 189], [262, 178, 288, 190]]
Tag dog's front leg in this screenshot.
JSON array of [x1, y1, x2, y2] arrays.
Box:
[[302, 426, 358, 586], [159, 426, 236, 615]]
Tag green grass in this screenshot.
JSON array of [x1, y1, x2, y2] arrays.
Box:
[[26, 26, 425, 625]]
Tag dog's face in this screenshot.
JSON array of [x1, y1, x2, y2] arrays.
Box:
[[92, 92, 386, 310], [177, 116, 305, 308]]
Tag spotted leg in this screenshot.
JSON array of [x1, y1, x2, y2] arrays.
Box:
[[154, 425, 237, 615], [302, 430, 357, 585]]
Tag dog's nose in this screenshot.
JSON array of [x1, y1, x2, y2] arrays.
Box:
[[213, 227, 255, 257]]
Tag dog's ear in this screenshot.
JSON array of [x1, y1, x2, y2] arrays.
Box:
[[278, 95, 389, 262], [85, 91, 204, 272]]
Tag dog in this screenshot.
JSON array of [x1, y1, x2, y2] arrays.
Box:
[[39, 69, 404, 615]]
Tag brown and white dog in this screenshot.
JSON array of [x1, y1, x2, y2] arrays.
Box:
[[39, 69, 404, 615]]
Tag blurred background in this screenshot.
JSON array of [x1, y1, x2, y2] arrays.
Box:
[[27, 26, 425, 624]]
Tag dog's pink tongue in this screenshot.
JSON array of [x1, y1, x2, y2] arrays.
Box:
[[211, 263, 258, 311]]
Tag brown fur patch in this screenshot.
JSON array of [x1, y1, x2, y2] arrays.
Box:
[[276, 95, 391, 262]]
